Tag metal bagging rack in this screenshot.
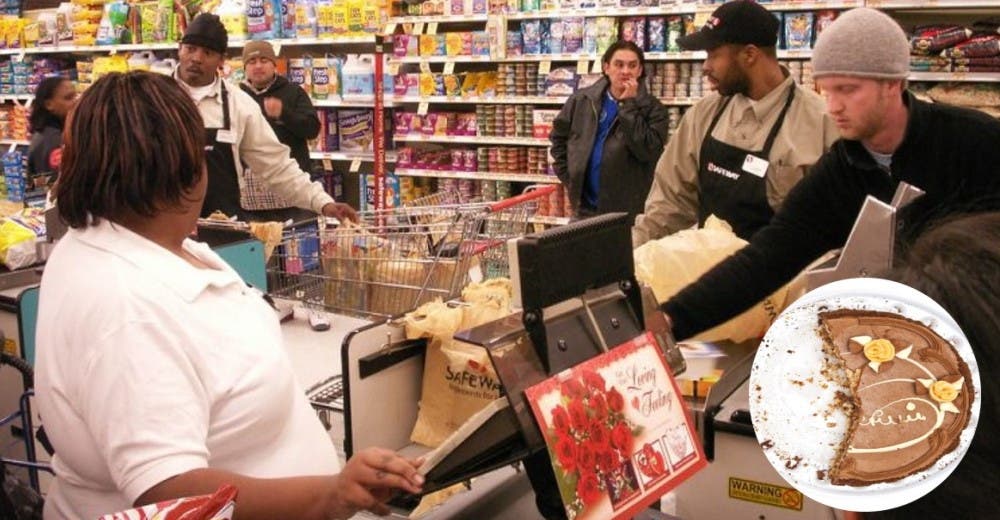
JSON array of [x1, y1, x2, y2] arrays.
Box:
[[269, 185, 556, 318]]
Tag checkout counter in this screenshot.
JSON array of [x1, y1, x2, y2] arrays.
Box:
[[2, 182, 917, 518]]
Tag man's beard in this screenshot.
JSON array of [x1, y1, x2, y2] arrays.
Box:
[[714, 68, 750, 97]]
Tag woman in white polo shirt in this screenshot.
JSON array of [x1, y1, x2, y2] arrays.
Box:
[[33, 71, 423, 520]]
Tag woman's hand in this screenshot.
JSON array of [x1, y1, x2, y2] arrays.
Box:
[[327, 447, 424, 518]]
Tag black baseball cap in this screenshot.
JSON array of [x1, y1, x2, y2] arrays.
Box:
[[677, 0, 779, 51]]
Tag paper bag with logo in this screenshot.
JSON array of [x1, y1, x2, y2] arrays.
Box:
[[460, 278, 513, 330], [406, 291, 508, 447], [633, 216, 796, 343]]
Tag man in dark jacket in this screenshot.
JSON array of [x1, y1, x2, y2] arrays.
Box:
[[661, 8, 1000, 341], [240, 40, 322, 220], [549, 40, 669, 222]]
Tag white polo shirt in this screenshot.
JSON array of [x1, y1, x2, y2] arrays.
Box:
[[34, 219, 340, 520]]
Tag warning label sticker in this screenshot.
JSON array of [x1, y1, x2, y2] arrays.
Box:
[[728, 477, 803, 511]]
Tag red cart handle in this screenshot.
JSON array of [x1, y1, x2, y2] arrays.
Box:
[[488, 184, 558, 212]]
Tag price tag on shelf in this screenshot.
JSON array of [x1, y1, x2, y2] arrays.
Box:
[[419, 60, 431, 74], [591, 59, 602, 74], [443, 61, 455, 74], [427, 22, 439, 35], [384, 22, 397, 35], [538, 60, 551, 75], [322, 159, 333, 170], [576, 60, 589, 74], [418, 102, 430, 115], [350, 158, 362, 172], [8, 142, 17, 153], [413, 22, 425, 35]]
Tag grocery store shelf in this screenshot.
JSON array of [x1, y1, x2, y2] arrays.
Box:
[[908, 72, 1000, 82], [392, 95, 567, 104], [395, 168, 560, 184], [0, 36, 374, 56], [659, 97, 701, 106], [389, 3, 864, 24], [388, 49, 813, 64], [388, 14, 490, 24], [529, 215, 570, 226], [0, 42, 178, 55], [767, 1, 861, 11], [0, 139, 30, 146], [309, 151, 397, 162], [508, 6, 699, 19], [394, 134, 550, 146], [869, 1, 1000, 8], [0, 95, 33, 103], [389, 55, 493, 63], [245, 36, 376, 47], [312, 97, 393, 108]]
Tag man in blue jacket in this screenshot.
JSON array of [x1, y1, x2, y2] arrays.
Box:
[[549, 40, 669, 223]]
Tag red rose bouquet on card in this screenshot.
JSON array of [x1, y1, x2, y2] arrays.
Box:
[[545, 370, 642, 519]]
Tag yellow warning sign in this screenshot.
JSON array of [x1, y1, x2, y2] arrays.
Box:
[[3, 338, 18, 356], [728, 477, 803, 511]]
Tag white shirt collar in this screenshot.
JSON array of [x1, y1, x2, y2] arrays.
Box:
[[71, 219, 244, 302], [731, 74, 795, 123], [174, 68, 222, 103]]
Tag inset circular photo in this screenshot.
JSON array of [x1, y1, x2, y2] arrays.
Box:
[[749, 278, 981, 512]]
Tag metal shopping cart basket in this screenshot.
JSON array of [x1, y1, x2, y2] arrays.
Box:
[[269, 185, 556, 319]]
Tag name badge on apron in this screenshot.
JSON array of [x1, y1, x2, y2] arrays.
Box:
[[742, 154, 769, 178], [216, 129, 236, 144]]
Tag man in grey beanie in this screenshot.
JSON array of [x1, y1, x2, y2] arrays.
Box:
[[659, 8, 1000, 357]]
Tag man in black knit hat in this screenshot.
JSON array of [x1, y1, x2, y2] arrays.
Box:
[[175, 13, 355, 222]]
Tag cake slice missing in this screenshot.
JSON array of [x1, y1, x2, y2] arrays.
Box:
[[819, 310, 974, 486]]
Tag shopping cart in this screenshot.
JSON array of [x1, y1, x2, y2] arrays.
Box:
[[268, 185, 556, 319], [1, 351, 51, 517]]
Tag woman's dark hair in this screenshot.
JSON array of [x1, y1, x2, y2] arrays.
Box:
[[28, 76, 72, 134], [601, 40, 646, 79], [55, 72, 206, 228], [872, 211, 1000, 519]]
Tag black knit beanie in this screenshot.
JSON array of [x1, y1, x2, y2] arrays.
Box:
[[181, 13, 228, 54]]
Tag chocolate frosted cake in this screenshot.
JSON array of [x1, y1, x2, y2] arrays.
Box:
[[819, 310, 974, 486]]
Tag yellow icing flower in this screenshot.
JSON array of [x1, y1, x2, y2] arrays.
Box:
[[930, 380, 959, 403], [863, 339, 896, 363]]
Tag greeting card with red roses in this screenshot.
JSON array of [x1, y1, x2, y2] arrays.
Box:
[[525, 332, 707, 520]]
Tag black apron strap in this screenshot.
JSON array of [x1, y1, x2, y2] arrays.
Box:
[[220, 80, 232, 131], [760, 84, 796, 156], [705, 95, 734, 139]]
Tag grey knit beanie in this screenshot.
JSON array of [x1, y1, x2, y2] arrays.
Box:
[[812, 8, 910, 80]]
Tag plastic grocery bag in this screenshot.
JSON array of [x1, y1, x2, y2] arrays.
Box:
[[98, 484, 237, 520], [633, 216, 798, 343], [0, 217, 39, 270]]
